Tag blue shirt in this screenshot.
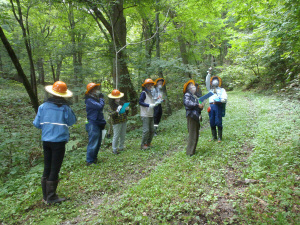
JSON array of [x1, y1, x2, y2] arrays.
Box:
[[85, 95, 106, 127], [33, 102, 77, 142]]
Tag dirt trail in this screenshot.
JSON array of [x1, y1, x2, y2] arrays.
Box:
[[211, 96, 257, 224]]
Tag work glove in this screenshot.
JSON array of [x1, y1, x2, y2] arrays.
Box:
[[149, 104, 156, 109], [116, 105, 122, 113], [221, 99, 226, 103], [125, 106, 129, 111]]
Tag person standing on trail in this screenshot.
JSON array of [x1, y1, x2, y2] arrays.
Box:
[[108, 89, 129, 155], [183, 80, 204, 156], [206, 68, 228, 142], [139, 78, 160, 150], [152, 78, 165, 136], [85, 83, 106, 166], [33, 81, 77, 204]]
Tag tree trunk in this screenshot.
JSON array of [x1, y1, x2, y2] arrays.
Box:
[[56, 58, 63, 81], [114, 1, 138, 114], [0, 50, 3, 76], [156, 1, 172, 115], [10, 0, 37, 96], [68, 3, 83, 103], [142, 18, 155, 76], [0, 26, 39, 113], [37, 58, 45, 85], [88, 0, 138, 114], [170, 10, 191, 79]]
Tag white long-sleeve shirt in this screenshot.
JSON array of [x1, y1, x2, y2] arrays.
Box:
[[208, 87, 227, 103]]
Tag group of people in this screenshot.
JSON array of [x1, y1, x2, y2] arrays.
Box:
[[32, 70, 227, 204]]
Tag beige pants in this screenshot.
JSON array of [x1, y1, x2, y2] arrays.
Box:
[[186, 117, 200, 156]]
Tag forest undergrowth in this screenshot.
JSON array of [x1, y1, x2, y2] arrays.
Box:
[[0, 80, 299, 224]]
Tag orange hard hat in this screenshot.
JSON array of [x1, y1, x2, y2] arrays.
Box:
[[154, 78, 166, 86], [45, 81, 73, 97], [53, 81, 67, 93], [108, 89, 124, 99], [86, 83, 100, 94], [142, 78, 154, 87], [210, 76, 222, 87], [183, 80, 195, 93]]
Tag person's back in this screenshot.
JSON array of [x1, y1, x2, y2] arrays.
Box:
[[34, 101, 76, 142]]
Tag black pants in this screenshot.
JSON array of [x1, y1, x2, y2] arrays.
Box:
[[154, 104, 163, 125], [43, 141, 66, 181]]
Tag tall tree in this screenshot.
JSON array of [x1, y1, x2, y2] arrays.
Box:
[[155, 0, 172, 115], [84, 0, 138, 113], [0, 26, 39, 113], [10, 0, 37, 95]]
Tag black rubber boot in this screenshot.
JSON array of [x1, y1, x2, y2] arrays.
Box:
[[218, 127, 223, 142], [41, 177, 47, 202], [46, 180, 66, 204], [154, 126, 158, 136], [209, 127, 217, 141]]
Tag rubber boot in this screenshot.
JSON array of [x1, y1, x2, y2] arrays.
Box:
[[154, 126, 158, 136], [46, 180, 66, 204], [209, 127, 217, 141], [41, 177, 47, 202], [218, 127, 223, 142]]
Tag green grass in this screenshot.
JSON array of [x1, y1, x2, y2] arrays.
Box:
[[0, 79, 299, 224]]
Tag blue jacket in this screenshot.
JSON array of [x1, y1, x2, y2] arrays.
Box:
[[85, 95, 106, 128], [33, 101, 77, 142], [183, 91, 202, 122]]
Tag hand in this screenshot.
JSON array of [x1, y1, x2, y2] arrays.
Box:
[[125, 106, 129, 111], [116, 105, 122, 113], [221, 99, 226, 103], [199, 104, 204, 109], [149, 104, 156, 109]]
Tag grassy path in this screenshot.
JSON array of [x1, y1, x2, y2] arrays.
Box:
[[1, 90, 299, 224]]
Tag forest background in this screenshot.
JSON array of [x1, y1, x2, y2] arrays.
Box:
[[0, 0, 299, 224]]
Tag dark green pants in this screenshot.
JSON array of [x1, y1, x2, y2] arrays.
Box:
[[141, 117, 154, 146], [186, 117, 200, 156]]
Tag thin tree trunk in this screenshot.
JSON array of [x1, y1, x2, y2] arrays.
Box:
[[37, 58, 45, 85], [50, 59, 56, 82], [56, 58, 63, 81], [0, 51, 3, 75], [169, 10, 191, 79], [10, 0, 37, 96], [156, 1, 172, 115], [0, 26, 39, 113], [68, 3, 82, 103], [143, 18, 155, 76]]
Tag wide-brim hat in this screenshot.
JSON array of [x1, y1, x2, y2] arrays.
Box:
[[142, 78, 155, 87], [85, 83, 100, 94], [183, 80, 195, 93], [210, 76, 222, 87], [45, 82, 73, 98], [108, 89, 124, 99], [154, 78, 166, 86]]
